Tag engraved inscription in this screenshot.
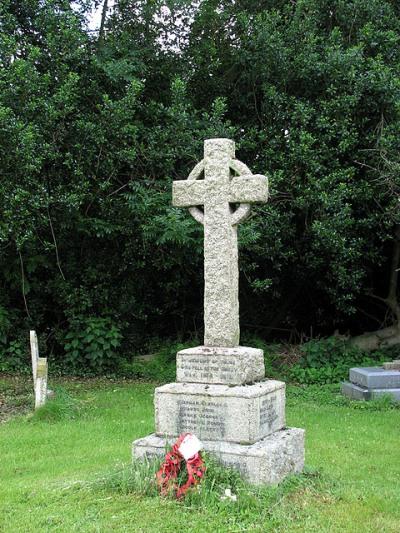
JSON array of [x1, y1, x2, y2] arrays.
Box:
[[177, 398, 227, 438], [259, 396, 278, 429], [180, 356, 237, 381]]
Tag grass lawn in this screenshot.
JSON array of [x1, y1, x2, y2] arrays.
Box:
[[1, 375, 399, 532]]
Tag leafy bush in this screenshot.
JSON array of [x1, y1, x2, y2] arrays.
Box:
[[0, 339, 29, 373], [287, 337, 387, 385], [118, 340, 189, 382], [0, 306, 10, 347], [1, 0, 400, 369], [64, 317, 122, 373]]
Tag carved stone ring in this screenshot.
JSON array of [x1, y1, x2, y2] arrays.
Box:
[[187, 159, 253, 226]]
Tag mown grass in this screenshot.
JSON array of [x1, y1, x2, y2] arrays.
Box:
[[1, 376, 399, 532]]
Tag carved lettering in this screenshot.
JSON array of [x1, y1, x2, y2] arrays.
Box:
[[177, 399, 227, 438], [179, 355, 238, 382], [259, 396, 278, 429]]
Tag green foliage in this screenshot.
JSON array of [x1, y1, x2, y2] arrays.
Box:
[[0, 339, 29, 373], [288, 384, 400, 411], [29, 386, 83, 422], [1, 376, 400, 530], [0, 0, 400, 371], [287, 337, 387, 384], [0, 306, 10, 347], [118, 340, 190, 382], [95, 458, 161, 497], [94, 449, 321, 518], [64, 317, 122, 372]]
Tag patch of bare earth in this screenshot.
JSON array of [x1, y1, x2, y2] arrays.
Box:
[[0, 374, 32, 422]]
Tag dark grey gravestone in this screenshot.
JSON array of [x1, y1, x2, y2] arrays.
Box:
[[349, 367, 400, 389], [342, 381, 400, 402], [341, 381, 371, 400]]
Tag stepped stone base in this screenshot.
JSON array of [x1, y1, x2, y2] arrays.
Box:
[[155, 380, 285, 444], [133, 427, 305, 485], [176, 345, 265, 385], [342, 381, 400, 401]]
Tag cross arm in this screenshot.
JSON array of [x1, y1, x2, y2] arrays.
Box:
[[172, 180, 206, 207], [229, 175, 269, 203]]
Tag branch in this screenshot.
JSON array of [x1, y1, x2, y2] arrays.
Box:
[[18, 249, 31, 320], [355, 306, 386, 328], [368, 293, 388, 305], [47, 207, 66, 281], [387, 224, 400, 304]]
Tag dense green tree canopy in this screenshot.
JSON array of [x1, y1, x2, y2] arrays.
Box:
[[0, 0, 399, 368]]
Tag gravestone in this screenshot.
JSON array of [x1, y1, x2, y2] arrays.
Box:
[[132, 139, 305, 485], [342, 365, 400, 402], [383, 359, 400, 371], [30, 330, 48, 409]]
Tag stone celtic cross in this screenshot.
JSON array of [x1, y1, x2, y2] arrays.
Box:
[[172, 139, 268, 347]]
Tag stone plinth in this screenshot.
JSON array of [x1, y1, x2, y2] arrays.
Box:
[[176, 346, 265, 385], [155, 381, 285, 444], [133, 427, 305, 485]]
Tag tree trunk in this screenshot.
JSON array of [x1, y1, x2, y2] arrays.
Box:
[[351, 224, 400, 351], [97, 0, 108, 52]]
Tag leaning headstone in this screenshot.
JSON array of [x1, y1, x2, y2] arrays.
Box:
[[30, 330, 48, 409], [132, 139, 305, 485]]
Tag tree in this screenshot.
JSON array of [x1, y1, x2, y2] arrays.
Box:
[[0, 0, 399, 370]]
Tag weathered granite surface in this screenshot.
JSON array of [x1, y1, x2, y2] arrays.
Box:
[[172, 139, 268, 347], [349, 367, 400, 389], [132, 138, 304, 486], [30, 330, 48, 409], [155, 381, 285, 444], [176, 345, 265, 385], [133, 427, 305, 485]]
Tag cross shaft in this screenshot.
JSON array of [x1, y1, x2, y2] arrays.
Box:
[[172, 139, 268, 347]]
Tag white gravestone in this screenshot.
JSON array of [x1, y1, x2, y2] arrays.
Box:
[[30, 330, 48, 409], [132, 139, 305, 485]]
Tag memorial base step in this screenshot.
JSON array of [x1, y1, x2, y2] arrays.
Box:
[[155, 380, 285, 444], [341, 381, 400, 402], [132, 428, 305, 486]]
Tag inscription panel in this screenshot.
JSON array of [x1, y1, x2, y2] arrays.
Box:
[[155, 382, 286, 444], [259, 395, 279, 430], [179, 356, 237, 383], [177, 399, 228, 439], [176, 346, 265, 385]]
